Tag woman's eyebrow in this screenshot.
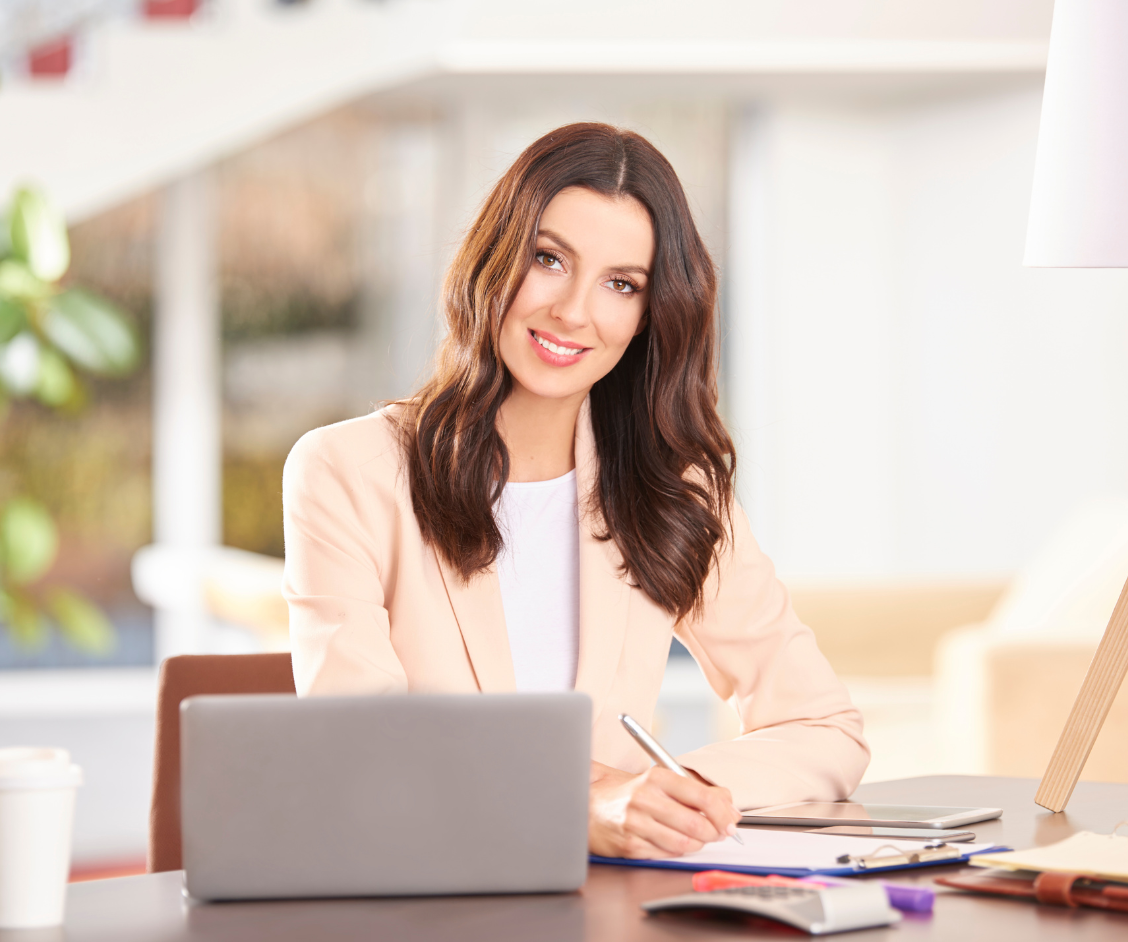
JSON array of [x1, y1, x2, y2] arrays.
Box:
[[537, 228, 578, 256], [537, 228, 650, 278], [614, 264, 650, 277]]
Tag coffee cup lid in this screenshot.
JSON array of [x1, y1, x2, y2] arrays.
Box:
[[0, 747, 83, 790]]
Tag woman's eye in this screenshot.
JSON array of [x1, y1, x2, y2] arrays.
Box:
[[536, 251, 564, 271], [608, 278, 636, 294]]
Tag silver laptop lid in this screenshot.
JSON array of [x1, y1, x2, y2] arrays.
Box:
[[180, 692, 591, 900]]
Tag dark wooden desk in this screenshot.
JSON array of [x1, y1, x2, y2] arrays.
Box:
[[10, 776, 1128, 941]]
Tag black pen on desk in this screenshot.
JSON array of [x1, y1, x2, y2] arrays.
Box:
[[618, 713, 745, 845]]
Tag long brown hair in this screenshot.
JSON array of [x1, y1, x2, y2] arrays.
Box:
[[398, 123, 735, 620]]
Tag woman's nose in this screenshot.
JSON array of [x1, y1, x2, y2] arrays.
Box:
[[550, 281, 591, 330]]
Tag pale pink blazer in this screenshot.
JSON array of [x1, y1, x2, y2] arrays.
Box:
[[282, 401, 869, 811]]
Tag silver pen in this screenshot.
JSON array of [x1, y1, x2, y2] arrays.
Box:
[[618, 713, 744, 845]]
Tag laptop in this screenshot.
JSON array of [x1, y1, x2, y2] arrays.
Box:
[[180, 692, 591, 900]]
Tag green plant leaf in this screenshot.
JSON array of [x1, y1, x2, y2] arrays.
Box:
[[33, 346, 77, 407], [0, 296, 25, 342], [0, 588, 49, 649], [43, 290, 140, 376], [9, 187, 69, 282], [0, 331, 42, 396], [0, 259, 52, 301], [0, 212, 11, 259], [46, 588, 115, 655], [0, 498, 58, 585]]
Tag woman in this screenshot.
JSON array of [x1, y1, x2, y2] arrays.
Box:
[[283, 123, 868, 860]]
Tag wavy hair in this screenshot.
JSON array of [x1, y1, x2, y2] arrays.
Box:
[[397, 123, 735, 620]]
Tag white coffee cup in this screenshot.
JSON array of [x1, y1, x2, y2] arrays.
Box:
[[0, 747, 83, 929]]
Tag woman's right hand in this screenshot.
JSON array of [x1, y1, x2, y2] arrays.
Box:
[[588, 760, 741, 859]]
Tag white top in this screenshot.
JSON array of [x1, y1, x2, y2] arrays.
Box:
[[494, 469, 580, 692]]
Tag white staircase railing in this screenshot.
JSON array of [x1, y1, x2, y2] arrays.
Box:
[[0, 0, 456, 221]]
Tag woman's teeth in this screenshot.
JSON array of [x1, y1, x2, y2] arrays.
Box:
[[533, 331, 584, 356]]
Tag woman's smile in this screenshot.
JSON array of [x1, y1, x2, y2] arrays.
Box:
[[527, 328, 591, 366]]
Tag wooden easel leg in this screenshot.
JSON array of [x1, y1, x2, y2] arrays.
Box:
[[1035, 572, 1128, 812]]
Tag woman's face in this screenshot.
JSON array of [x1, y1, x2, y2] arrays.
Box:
[[498, 186, 654, 404]]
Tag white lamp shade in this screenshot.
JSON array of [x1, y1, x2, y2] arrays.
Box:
[[1025, 0, 1128, 268]]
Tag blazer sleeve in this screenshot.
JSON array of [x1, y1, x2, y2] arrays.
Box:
[[282, 427, 409, 697], [674, 505, 870, 811]]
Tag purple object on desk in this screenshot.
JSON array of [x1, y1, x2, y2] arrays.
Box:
[[804, 875, 934, 913], [881, 883, 935, 913]]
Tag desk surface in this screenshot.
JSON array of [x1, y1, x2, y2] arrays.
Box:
[[20, 776, 1128, 942]]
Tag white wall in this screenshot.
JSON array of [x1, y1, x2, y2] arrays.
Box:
[[728, 104, 900, 576], [894, 88, 1128, 576], [727, 85, 1128, 580]]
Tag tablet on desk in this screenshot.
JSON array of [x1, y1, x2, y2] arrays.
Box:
[[810, 826, 977, 842], [740, 802, 1002, 829]]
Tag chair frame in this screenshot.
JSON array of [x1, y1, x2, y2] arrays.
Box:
[[149, 652, 295, 872]]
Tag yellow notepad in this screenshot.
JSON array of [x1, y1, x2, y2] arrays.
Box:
[[970, 831, 1128, 883]]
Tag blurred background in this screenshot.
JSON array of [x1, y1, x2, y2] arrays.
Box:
[[3, 0, 1128, 876]]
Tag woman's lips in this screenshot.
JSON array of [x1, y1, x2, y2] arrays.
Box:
[[527, 329, 591, 367]]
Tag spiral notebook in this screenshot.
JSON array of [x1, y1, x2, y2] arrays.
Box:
[[591, 830, 1007, 878]]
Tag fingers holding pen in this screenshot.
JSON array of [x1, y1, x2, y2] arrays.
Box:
[[590, 767, 714, 857], [704, 783, 744, 838], [616, 713, 744, 842], [634, 768, 727, 844], [595, 715, 746, 858], [653, 769, 741, 840], [589, 766, 744, 858]]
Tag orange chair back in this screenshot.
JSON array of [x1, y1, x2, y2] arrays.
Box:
[[148, 652, 296, 873]]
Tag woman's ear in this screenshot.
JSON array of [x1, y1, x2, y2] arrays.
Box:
[[634, 309, 649, 337]]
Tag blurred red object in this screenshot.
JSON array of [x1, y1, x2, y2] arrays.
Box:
[[28, 38, 73, 77], [144, 0, 201, 18], [692, 871, 807, 892]]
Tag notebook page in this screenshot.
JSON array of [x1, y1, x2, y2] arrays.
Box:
[[970, 832, 1128, 882]]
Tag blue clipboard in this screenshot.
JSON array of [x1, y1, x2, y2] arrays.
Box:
[[591, 843, 1011, 878]]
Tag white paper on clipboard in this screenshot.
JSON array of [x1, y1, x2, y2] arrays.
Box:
[[615, 831, 1000, 875]]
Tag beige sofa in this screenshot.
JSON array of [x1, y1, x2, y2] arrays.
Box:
[[933, 497, 1128, 784]]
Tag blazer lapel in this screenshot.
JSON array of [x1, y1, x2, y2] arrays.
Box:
[[573, 399, 631, 718], [436, 559, 516, 693]]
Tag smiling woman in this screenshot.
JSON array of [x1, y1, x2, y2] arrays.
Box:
[[282, 123, 869, 861], [403, 125, 734, 619]]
